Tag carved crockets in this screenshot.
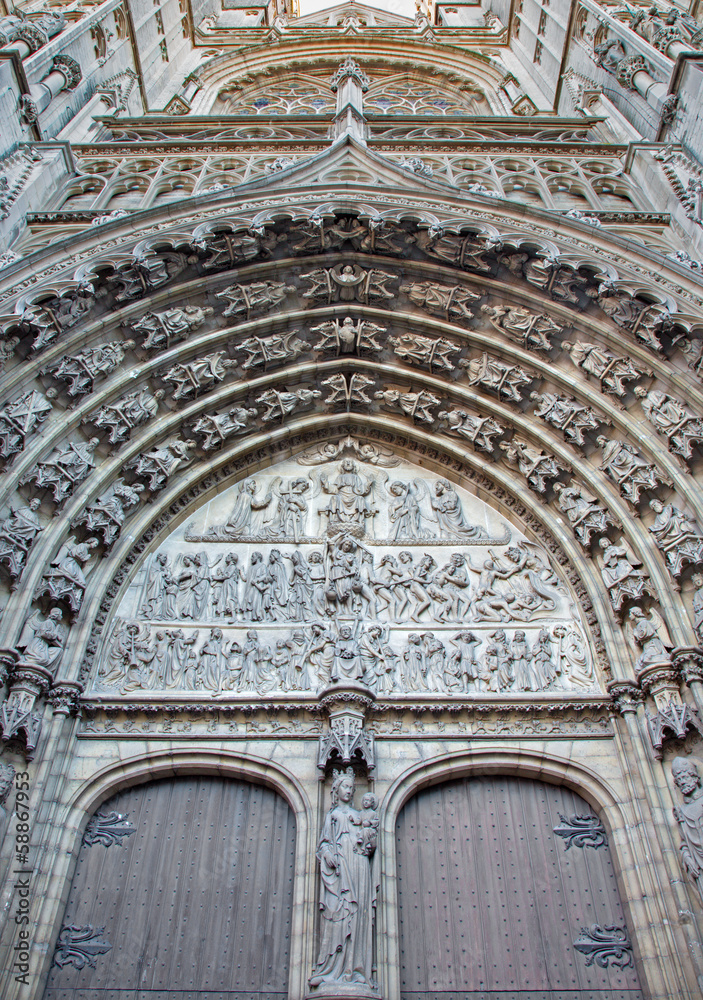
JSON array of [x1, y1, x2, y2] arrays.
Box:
[[309, 768, 379, 996]]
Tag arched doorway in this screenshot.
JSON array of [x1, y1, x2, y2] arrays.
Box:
[[395, 775, 643, 999], [43, 775, 296, 999]]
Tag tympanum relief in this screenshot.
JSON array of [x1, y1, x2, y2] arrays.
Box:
[[92, 453, 596, 699]]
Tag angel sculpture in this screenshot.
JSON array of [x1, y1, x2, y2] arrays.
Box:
[[387, 479, 431, 541], [264, 477, 310, 542], [311, 317, 385, 355], [626, 606, 672, 676]]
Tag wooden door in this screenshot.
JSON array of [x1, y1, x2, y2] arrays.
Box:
[[396, 775, 643, 1000], [43, 775, 296, 1000]]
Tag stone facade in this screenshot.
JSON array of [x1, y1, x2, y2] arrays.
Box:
[[2, 0, 703, 998]]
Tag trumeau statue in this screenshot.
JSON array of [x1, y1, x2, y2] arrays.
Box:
[[672, 757, 703, 904], [309, 768, 378, 995], [96, 454, 595, 698]]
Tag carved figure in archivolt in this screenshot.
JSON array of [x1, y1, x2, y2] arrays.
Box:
[[530, 392, 607, 448], [161, 351, 236, 400], [125, 438, 195, 493], [374, 388, 440, 425], [553, 482, 620, 549], [634, 386, 703, 465], [598, 437, 673, 507], [0, 389, 53, 462], [300, 263, 397, 305], [672, 757, 703, 904], [312, 317, 385, 355], [460, 353, 534, 402], [439, 409, 505, 454], [599, 539, 652, 615], [0, 498, 43, 586], [238, 331, 306, 371], [215, 280, 294, 318], [192, 406, 258, 451], [389, 332, 459, 371], [562, 341, 652, 398], [42, 341, 135, 403], [648, 500, 703, 580], [499, 438, 570, 494], [17, 608, 67, 670], [626, 606, 671, 674], [415, 226, 497, 273], [72, 481, 144, 549], [400, 280, 482, 321], [87, 387, 164, 446], [131, 305, 214, 352], [20, 437, 99, 507], [322, 373, 376, 408], [309, 768, 378, 994], [256, 387, 321, 422], [481, 304, 562, 352]]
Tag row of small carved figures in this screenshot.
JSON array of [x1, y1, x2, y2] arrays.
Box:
[[97, 619, 591, 696], [135, 541, 567, 627]]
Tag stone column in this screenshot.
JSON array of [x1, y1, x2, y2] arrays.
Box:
[[616, 55, 669, 113], [20, 54, 82, 124]]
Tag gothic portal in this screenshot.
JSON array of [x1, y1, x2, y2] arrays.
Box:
[[3, 0, 703, 998]]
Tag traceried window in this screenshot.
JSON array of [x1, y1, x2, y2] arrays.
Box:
[[365, 81, 482, 115], [220, 81, 336, 114]]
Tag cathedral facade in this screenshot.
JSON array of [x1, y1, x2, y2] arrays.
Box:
[[2, 0, 703, 997]]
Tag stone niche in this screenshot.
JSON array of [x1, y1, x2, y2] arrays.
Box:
[[90, 446, 598, 700]]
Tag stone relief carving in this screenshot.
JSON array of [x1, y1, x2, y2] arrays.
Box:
[[86, 387, 164, 446], [300, 264, 397, 305], [0, 389, 53, 463], [20, 283, 94, 354], [634, 387, 703, 465], [19, 437, 99, 508], [309, 768, 378, 995], [94, 456, 595, 698], [553, 483, 620, 549], [599, 539, 652, 616], [215, 280, 294, 318], [322, 374, 376, 408], [16, 607, 68, 670], [191, 229, 275, 271], [255, 388, 322, 422], [238, 331, 306, 371], [191, 406, 259, 450], [388, 333, 459, 371], [374, 388, 440, 424], [0, 498, 43, 587], [459, 353, 535, 401], [71, 480, 145, 549], [124, 438, 195, 493], [530, 392, 608, 448], [416, 226, 498, 274], [160, 351, 237, 400], [648, 500, 703, 580], [35, 536, 98, 618], [481, 304, 562, 352], [672, 756, 703, 904], [598, 437, 673, 508], [597, 287, 670, 356], [311, 317, 385, 355], [400, 280, 482, 321], [42, 341, 135, 404], [131, 306, 214, 352], [438, 409, 505, 453], [499, 437, 570, 494], [0, 335, 19, 370], [562, 342, 653, 399], [626, 606, 672, 676]]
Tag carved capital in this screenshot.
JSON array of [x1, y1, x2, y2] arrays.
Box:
[[49, 681, 83, 716], [616, 55, 648, 90], [607, 679, 644, 714], [673, 647, 703, 685], [52, 54, 82, 91]]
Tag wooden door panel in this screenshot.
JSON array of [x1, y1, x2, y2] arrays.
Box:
[[43, 776, 296, 1000], [396, 776, 643, 1000]]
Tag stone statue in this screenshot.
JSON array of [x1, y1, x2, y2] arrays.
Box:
[[215, 280, 294, 318], [400, 280, 481, 321], [72, 481, 145, 549], [597, 287, 670, 354], [499, 437, 570, 494], [322, 374, 376, 408], [131, 305, 214, 352], [553, 482, 620, 549], [530, 392, 606, 448], [599, 539, 651, 615], [300, 263, 397, 305], [692, 573, 703, 645], [0, 389, 53, 462], [563, 342, 652, 398], [459, 353, 534, 402], [0, 498, 43, 586], [309, 768, 378, 993], [388, 333, 459, 371], [649, 499, 703, 579], [416, 226, 497, 273], [431, 479, 486, 539], [191, 406, 258, 451], [87, 387, 164, 445], [672, 757, 703, 904], [319, 461, 375, 536], [481, 304, 561, 352], [374, 388, 440, 424], [161, 351, 236, 399], [23, 282, 94, 353], [312, 317, 385, 355], [17, 608, 67, 670], [20, 437, 99, 507], [627, 606, 671, 674], [438, 409, 505, 454], [238, 331, 307, 371], [634, 387, 703, 464], [598, 437, 673, 507], [255, 387, 321, 422], [125, 438, 195, 493], [42, 341, 135, 402], [36, 536, 98, 617]]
